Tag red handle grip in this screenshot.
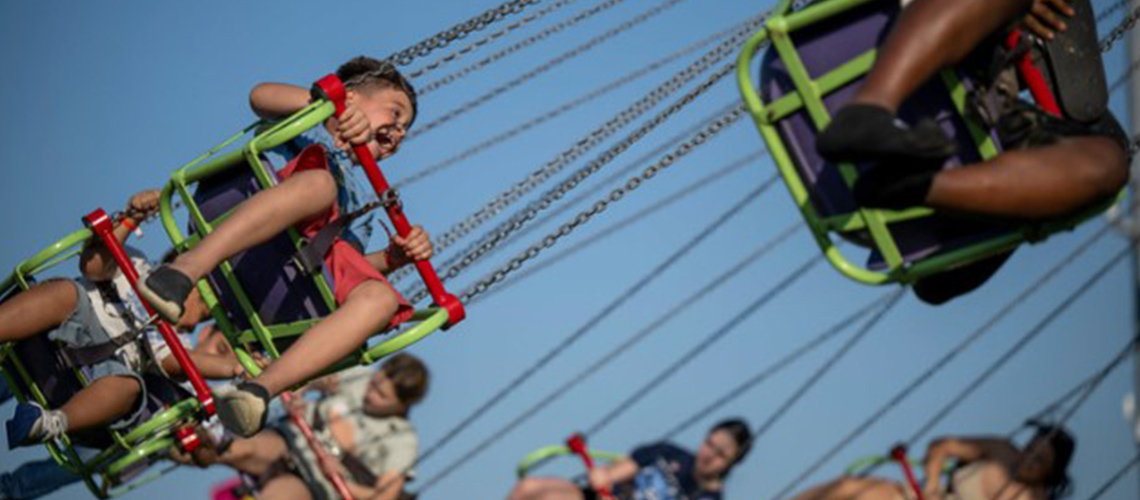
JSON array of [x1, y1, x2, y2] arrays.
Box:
[[312, 74, 465, 326], [83, 209, 215, 415], [890, 444, 926, 500], [567, 433, 614, 500]]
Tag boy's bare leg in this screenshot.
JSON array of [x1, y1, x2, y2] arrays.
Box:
[[170, 170, 337, 281], [59, 376, 141, 431], [507, 478, 586, 500], [255, 280, 397, 396], [217, 280, 398, 437], [789, 478, 907, 500], [0, 280, 77, 343], [218, 431, 290, 476], [854, 0, 1033, 113], [259, 474, 314, 500], [925, 136, 1126, 217]]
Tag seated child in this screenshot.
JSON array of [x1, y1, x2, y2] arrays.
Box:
[[1, 188, 244, 448], [139, 56, 433, 438], [816, 0, 1128, 303], [176, 353, 429, 500], [507, 419, 753, 500]]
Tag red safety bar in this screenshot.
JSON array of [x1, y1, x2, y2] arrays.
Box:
[[311, 74, 465, 327], [83, 208, 215, 416], [890, 444, 926, 500], [567, 433, 614, 500], [1006, 28, 1062, 117], [281, 391, 355, 500]]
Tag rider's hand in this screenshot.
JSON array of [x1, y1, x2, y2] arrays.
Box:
[[1025, 0, 1076, 40], [334, 94, 373, 149]]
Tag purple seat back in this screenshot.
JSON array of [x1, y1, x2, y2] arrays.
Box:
[[758, 0, 1013, 268], [192, 159, 331, 331]]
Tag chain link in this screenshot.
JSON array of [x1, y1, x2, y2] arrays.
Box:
[[386, 0, 540, 67], [393, 13, 765, 289], [1099, 4, 1140, 52], [458, 104, 746, 303], [406, 0, 579, 80], [418, 0, 629, 95]]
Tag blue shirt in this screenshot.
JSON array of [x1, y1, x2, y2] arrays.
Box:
[[611, 442, 720, 500], [263, 125, 377, 249]]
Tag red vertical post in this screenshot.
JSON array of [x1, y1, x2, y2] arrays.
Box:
[[890, 444, 926, 500], [312, 74, 466, 326], [83, 208, 215, 415], [567, 433, 614, 500], [281, 392, 355, 500]]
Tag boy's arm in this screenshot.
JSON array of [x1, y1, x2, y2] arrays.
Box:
[[588, 457, 639, 493], [79, 189, 160, 281], [249, 82, 312, 120], [922, 437, 1017, 495], [162, 350, 243, 380]]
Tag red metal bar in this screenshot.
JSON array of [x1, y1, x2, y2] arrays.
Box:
[[567, 433, 614, 500], [82, 208, 215, 415], [890, 444, 926, 500], [281, 392, 355, 500], [1006, 29, 1062, 117], [312, 74, 466, 326]]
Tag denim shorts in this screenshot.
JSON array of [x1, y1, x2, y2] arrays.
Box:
[[44, 279, 147, 430]]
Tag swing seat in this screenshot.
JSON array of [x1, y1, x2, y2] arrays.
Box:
[[0, 232, 202, 499], [736, 0, 1114, 285], [158, 98, 450, 379], [516, 443, 625, 479]]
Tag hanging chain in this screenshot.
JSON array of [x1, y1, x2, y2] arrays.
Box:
[[418, 0, 631, 95], [1099, 4, 1140, 52], [457, 103, 746, 303], [386, 0, 540, 67]]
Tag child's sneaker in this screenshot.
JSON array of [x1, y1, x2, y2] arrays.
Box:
[[816, 104, 957, 165], [6, 402, 67, 449], [216, 382, 271, 438], [138, 265, 194, 323]]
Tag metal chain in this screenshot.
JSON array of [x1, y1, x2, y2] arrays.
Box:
[[418, 0, 630, 95], [457, 103, 746, 303], [405, 0, 580, 80], [386, 0, 540, 67], [1096, 0, 1133, 23], [394, 17, 746, 189], [1099, 4, 1140, 52], [406, 0, 692, 138], [392, 14, 764, 287]]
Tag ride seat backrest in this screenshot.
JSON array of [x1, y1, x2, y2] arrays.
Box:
[[192, 156, 332, 331], [759, 0, 1014, 268]]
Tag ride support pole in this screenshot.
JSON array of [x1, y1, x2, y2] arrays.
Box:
[[280, 392, 356, 500], [311, 74, 466, 326], [83, 208, 215, 416], [567, 433, 614, 500], [890, 444, 926, 500]]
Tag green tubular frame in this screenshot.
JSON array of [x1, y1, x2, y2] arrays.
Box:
[[158, 99, 448, 379], [0, 232, 202, 499], [516, 445, 626, 479], [736, 0, 1115, 285]]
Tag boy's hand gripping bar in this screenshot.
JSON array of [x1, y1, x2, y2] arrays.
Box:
[[281, 392, 355, 500], [567, 433, 615, 500], [83, 208, 216, 416], [312, 74, 465, 327]]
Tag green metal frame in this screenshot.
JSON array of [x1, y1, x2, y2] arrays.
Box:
[[0, 231, 202, 499], [736, 0, 1116, 285], [157, 99, 449, 380], [516, 444, 626, 479]]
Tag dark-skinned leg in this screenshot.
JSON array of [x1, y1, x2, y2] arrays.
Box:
[[0, 280, 78, 343]]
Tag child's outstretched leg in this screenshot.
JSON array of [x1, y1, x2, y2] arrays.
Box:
[[217, 280, 399, 437], [7, 376, 141, 448], [0, 280, 79, 343], [141, 167, 338, 322], [817, 0, 1034, 163]]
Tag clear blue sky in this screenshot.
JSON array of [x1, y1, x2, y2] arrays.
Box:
[[1, 1, 1139, 499]]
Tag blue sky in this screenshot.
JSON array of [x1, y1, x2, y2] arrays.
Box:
[[1, 1, 1139, 499]]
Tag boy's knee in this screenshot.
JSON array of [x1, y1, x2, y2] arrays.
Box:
[[348, 281, 400, 315], [291, 170, 338, 203]]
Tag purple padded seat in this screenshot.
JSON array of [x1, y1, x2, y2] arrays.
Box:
[[759, 0, 1015, 269], [192, 158, 332, 332]]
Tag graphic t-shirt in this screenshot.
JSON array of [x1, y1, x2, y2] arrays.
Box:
[[611, 442, 720, 500]]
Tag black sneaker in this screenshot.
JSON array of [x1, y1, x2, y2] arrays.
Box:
[[817, 104, 958, 165], [138, 265, 194, 323], [216, 382, 271, 438]]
